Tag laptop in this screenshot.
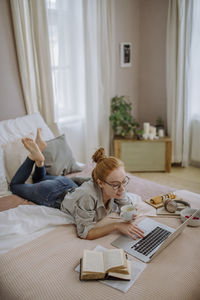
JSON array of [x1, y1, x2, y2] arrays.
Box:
[[112, 209, 200, 263]]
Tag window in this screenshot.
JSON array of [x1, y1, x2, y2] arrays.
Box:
[[46, 0, 85, 122]]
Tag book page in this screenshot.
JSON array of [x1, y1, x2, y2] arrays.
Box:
[[82, 250, 104, 273], [103, 249, 125, 272], [108, 260, 131, 280]]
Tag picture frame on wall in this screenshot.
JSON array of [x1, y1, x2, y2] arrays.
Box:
[[120, 42, 132, 67]]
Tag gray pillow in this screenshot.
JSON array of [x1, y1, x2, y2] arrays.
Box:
[[43, 134, 82, 176]]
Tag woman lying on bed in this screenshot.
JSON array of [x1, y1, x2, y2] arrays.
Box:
[[10, 129, 144, 240]]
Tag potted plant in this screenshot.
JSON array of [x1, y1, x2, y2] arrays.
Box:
[[109, 96, 139, 138], [135, 128, 144, 140]]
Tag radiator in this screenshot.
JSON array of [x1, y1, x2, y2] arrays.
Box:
[[191, 118, 200, 163]]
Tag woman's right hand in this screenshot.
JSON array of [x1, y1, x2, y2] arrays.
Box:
[[116, 222, 144, 239]]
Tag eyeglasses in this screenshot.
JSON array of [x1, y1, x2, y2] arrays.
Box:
[[103, 176, 130, 190]]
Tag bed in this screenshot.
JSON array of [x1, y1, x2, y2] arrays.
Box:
[[0, 114, 200, 300]]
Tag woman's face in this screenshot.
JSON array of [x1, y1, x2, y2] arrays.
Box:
[[98, 166, 128, 200]]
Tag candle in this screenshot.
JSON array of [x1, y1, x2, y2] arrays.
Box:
[[158, 129, 165, 138], [150, 126, 156, 137], [143, 122, 150, 135]]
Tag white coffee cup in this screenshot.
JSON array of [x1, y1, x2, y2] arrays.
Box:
[[120, 205, 136, 221]]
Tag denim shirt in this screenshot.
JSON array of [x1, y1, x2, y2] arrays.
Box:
[[60, 180, 132, 238]]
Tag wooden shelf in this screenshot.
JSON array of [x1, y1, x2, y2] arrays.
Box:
[[114, 137, 172, 172]]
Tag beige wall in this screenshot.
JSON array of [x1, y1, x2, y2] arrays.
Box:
[[115, 0, 168, 128], [139, 0, 168, 127], [0, 0, 26, 121], [114, 0, 140, 120]]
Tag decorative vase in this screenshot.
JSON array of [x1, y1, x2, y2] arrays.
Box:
[[126, 130, 134, 139]]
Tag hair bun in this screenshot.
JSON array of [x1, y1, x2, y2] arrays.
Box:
[[92, 147, 106, 163]]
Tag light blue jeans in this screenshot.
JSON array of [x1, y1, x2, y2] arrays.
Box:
[[10, 157, 77, 207]]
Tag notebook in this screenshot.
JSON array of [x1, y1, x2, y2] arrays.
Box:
[[112, 209, 199, 263]]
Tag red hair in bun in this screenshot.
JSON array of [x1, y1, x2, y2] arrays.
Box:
[[91, 148, 124, 183]]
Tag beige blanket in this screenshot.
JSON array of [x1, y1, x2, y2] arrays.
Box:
[[0, 215, 200, 300], [0, 165, 200, 299]]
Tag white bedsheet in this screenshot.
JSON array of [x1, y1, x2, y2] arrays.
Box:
[[1, 190, 198, 257], [0, 205, 75, 256], [0, 192, 142, 256]]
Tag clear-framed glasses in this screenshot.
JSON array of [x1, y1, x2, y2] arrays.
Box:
[[103, 176, 130, 190]]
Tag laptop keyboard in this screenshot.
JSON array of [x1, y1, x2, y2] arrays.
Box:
[[131, 226, 171, 256]]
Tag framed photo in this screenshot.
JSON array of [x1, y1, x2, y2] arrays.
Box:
[[120, 42, 132, 68]]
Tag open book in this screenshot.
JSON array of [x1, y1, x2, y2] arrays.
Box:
[[80, 248, 131, 281]]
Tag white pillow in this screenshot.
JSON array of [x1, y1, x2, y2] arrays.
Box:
[[2, 139, 31, 184], [0, 112, 54, 145], [0, 147, 9, 196]]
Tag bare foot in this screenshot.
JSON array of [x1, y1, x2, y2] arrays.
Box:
[[35, 128, 46, 152], [22, 137, 44, 166]]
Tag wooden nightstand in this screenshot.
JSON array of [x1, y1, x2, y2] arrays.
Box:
[[114, 137, 172, 172]]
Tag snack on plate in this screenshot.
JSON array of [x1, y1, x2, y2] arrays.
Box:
[[150, 192, 176, 204]]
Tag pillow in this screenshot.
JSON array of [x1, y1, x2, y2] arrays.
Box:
[[2, 139, 31, 184], [0, 112, 54, 146], [0, 147, 9, 196], [43, 134, 82, 176]]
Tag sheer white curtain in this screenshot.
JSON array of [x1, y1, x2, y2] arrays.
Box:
[[83, 0, 115, 161], [190, 1, 200, 118], [47, 0, 115, 163], [190, 1, 200, 164], [166, 0, 200, 166], [10, 0, 59, 135]]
